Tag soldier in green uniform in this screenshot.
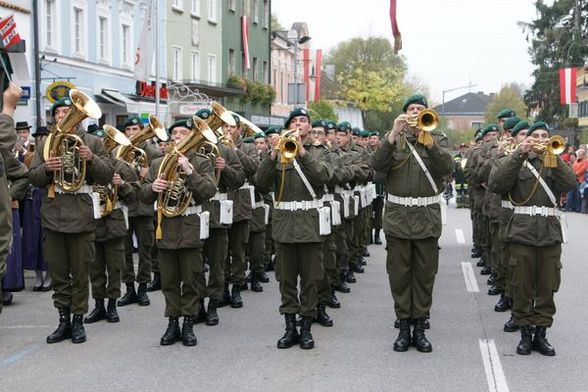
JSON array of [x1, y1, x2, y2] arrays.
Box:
[[256, 108, 332, 349], [30, 97, 114, 344], [488, 121, 576, 356], [0, 83, 21, 315], [464, 129, 484, 260], [262, 126, 280, 272], [370, 132, 384, 245], [142, 118, 217, 346], [372, 94, 453, 353]]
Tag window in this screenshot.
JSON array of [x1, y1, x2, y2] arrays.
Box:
[[208, 0, 217, 22], [45, 0, 56, 49], [191, 19, 200, 46], [121, 24, 131, 66], [263, 61, 268, 83], [228, 49, 235, 75], [252, 0, 259, 24], [191, 51, 200, 82], [191, 0, 200, 16], [263, 0, 269, 28], [172, 0, 183, 11], [98, 16, 109, 61], [252, 57, 258, 81], [173, 46, 183, 81], [73, 7, 83, 55], [228, 0, 236, 11], [207, 54, 217, 84]]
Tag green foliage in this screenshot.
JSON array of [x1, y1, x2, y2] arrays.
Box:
[[444, 128, 476, 149], [271, 13, 283, 31], [308, 100, 339, 122], [227, 76, 275, 106], [484, 86, 528, 123]]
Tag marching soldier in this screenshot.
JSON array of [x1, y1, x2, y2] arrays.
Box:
[[370, 132, 384, 245], [263, 126, 280, 272], [372, 94, 453, 353], [488, 121, 576, 356], [142, 118, 217, 346], [452, 143, 469, 208], [29, 96, 114, 344]]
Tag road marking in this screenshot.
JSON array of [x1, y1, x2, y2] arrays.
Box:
[[455, 228, 465, 244], [0, 346, 38, 369], [461, 262, 480, 293], [0, 325, 52, 329], [479, 339, 510, 392]]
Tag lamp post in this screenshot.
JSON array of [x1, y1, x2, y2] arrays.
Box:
[[286, 29, 311, 106]]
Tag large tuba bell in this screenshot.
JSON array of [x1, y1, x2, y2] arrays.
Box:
[[155, 116, 217, 239], [43, 89, 102, 196], [206, 102, 237, 133], [93, 125, 131, 217], [231, 112, 263, 137]]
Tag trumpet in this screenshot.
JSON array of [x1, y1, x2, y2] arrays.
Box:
[[502, 135, 565, 167], [276, 129, 299, 165], [405, 109, 439, 132]]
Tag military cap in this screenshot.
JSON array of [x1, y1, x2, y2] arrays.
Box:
[[254, 133, 266, 140], [480, 124, 499, 138], [232, 113, 241, 124], [511, 120, 529, 137], [402, 94, 428, 112], [370, 131, 380, 137], [503, 116, 521, 131], [284, 107, 310, 129], [168, 118, 193, 134], [497, 109, 516, 119], [94, 128, 106, 138], [325, 121, 337, 130], [311, 119, 327, 128], [265, 126, 280, 136], [34, 126, 49, 136], [528, 121, 550, 135], [336, 121, 352, 133], [87, 124, 100, 134], [124, 116, 143, 128], [475, 131, 483, 142], [195, 109, 212, 120], [361, 130, 370, 138], [51, 97, 72, 117], [351, 127, 362, 137], [243, 136, 255, 143]]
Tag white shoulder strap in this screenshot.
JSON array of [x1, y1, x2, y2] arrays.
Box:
[[407, 142, 438, 194], [293, 159, 317, 199], [525, 161, 557, 207]]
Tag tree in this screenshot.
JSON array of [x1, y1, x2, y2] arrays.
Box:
[[484, 85, 528, 123], [308, 100, 338, 122], [271, 13, 283, 31]]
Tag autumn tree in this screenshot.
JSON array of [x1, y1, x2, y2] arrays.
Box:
[[484, 85, 528, 123], [308, 100, 339, 122]]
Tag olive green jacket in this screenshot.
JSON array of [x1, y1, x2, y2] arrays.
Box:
[[465, 146, 485, 210], [29, 126, 114, 234], [488, 150, 576, 246], [0, 114, 15, 271], [255, 143, 331, 243], [372, 132, 453, 240], [141, 150, 216, 249], [5, 154, 29, 201], [128, 141, 162, 217], [229, 137, 259, 222], [477, 139, 501, 220]]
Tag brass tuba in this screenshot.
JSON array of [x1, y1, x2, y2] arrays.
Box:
[[231, 112, 263, 137], [155, 116, 217, 239], [43, 89, 102, 196], [93, 125, 131, 217], [206, 102, 237, 133]]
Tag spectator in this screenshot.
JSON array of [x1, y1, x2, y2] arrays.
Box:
[[570, 149, 588, 212]]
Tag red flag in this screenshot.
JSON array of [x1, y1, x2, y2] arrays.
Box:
[[242, 16, 250, 70], [389, 0, 402, 53], [314, 49, 322, 102], [559, 67, 577, 105], [0, 15, 22, 50]]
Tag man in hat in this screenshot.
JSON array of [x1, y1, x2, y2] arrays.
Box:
[[369, 132, 385, 244], [465, 128, 486, 260], [29, 96, 114, 343], [13, 121, 34, 164], [372, 94, 453, 353], [325, 121, 338, 148], [453, 143, 469, 208], [496, 109, 517, 131], [489, 121, 576, 356]]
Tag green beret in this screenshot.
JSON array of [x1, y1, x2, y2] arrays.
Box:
[[94, 129, 106, 138], [511, 120, 529, 137], [51, 97, 72, 117], [336, 122, 352, 133], [361, 130, 370, 138], [311, 119, 327, 128], [475, 130, 483, 142], [503, 116, 521, 131], [402, 94, 428, 112], [528, 121, 550, 135], [284, 107, 310, 129], [243, 136, 255, 143], [480, 124, 499, 138], [168, 118, 193, 134], [195, 109, 212, 120], [351, 127, 361, 136], [232, 114, 241, 124], [370, 131, 380, 137], [124, 116, 143, 128], [325, 121, 337, 130], [254, 133, 266, 140], [265, 126, 280, 136], [497, 109, 516, 119]]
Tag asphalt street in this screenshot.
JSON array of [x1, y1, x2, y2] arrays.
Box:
[[1, 201, 587, 392]]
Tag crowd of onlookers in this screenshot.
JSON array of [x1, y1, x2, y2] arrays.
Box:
[[561, 145, 588, 213]]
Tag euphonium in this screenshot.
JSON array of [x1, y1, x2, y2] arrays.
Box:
[[43, 89, 102, 196], [93, 125, 131, 217], [206, 102, 237, 132], [117, 114, 168, 175], [155, 116, 217, 239]]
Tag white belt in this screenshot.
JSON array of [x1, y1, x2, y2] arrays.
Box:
[[239, 182, 252, 190], [182, 205, 203, 216], [211, 192, 228, 201], [386, 193, 443, 207], [321, 193, 334, 202], [113, 201, 125, 210], [55, 184, 93, 195], [501, 200, 514, 209], [512, 205, 560, 217], [274, 200, 323, 211], [253, 200, 265, 209]]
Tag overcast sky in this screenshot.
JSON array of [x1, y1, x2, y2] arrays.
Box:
[[273, 0, 546, 105]]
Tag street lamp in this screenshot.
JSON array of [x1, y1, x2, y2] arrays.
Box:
[[441, 83, 477, 115], [287, 29, 311, 105]]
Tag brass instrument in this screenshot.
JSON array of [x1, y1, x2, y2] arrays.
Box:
[[43, 89, 102, 197], [275, 129, 300, 202], [206, 102, 237, 132], [93, 125, 131, 217], [231, 112, 264, 137], [532, 135, 565, 167], [199, 140, 222, 184], [406, 109, 439, 132], [116, 114, 168, 175], [155, 116, 217, 239]]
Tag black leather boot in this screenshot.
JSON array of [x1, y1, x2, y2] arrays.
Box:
[[503, 315, 519, 332], [71, 314, 86, 344], [195, 299, 207, 324], [487, 273, 496, 286], [369, 232, 374, 244], [299, 317, 315, 349], [107, 299, 119, 323], [230, 285, 243, 308], [333, 273, 351, 293], [46, 307, 71, 344], [359, 256, 367, 266], [250, 273, 263, 292], [494, 295, 510, 312], [326, 290, 341, 309], [352, 263, 365, 273], [84, 299, 107, 323], [137, 283, 150, 306], [277, 314, 299, 349], [259, 271, 270, 283], [471, 247, 482, 258], [488, 285, 502, 296], [181, 317, 197, 346], [206, 301, 219, 326], [480, 265, 491, 275], [160, 317, 181, 346], [412, 319, 432, 352], [146, 272, 161, 292], [476, 257, 486, 267], [362, 249, 370, 257], [117, 283, 137, 306], [374, 229, 382, 245], [345, 270, 357, 284], [516, 325, 533, 355], [532, 326, 555, 356], [218, 284, 230, 307], [315, 302, 334, 327], [393, 319, 411, 352]]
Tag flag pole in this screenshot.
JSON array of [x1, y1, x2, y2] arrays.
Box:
[[155, 0, 160, 118], [0, 52, 12, 82]]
